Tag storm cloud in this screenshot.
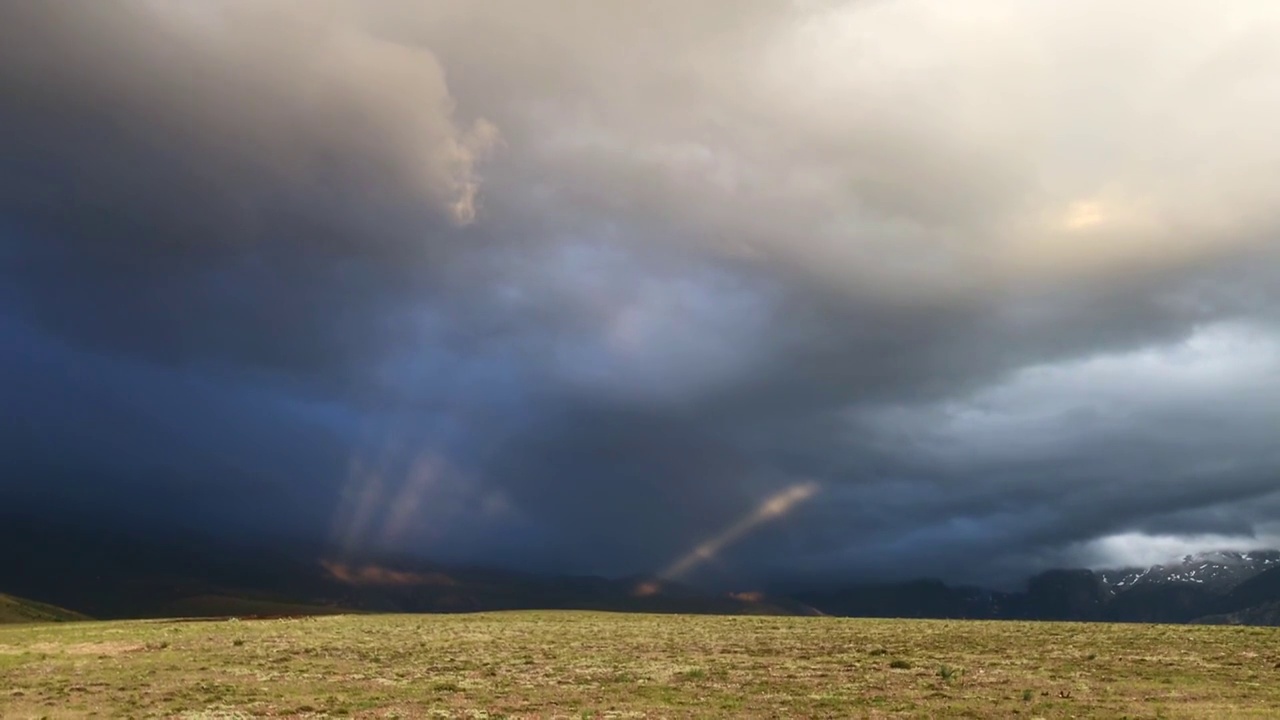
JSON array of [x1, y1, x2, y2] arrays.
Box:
[[3, 0, 1280, 587]]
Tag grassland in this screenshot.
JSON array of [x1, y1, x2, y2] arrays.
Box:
[[2, 612, 1279, 718]]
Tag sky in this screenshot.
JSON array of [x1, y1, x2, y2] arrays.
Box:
[[3, 0, 1280, 588]]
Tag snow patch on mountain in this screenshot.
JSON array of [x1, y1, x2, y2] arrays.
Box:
[[1098, 550, 1280, 595]]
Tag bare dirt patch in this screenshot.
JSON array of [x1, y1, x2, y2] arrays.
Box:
[[29, 641, 146, 656]]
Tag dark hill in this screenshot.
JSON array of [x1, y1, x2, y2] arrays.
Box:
[[5, 515, 1280, 625], [0, 593, 90, 624]]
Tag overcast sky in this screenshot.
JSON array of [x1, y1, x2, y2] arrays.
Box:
[[3, 1, 1280, 588]]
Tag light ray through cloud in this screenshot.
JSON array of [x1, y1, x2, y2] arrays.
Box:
[[658, 482, 821, 582]]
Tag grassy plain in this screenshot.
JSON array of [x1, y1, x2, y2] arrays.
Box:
[[2, 611, 1279, 718]]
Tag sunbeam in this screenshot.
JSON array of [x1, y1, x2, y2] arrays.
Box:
[[657, 482, 821, 582]]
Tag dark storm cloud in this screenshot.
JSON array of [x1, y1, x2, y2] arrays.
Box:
[[1, 313, 349, 535], [0, 0, 494, 387], [3, 0, 1280, 585]]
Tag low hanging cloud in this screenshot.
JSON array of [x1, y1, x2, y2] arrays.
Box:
[[2, 0, 1279, 587]]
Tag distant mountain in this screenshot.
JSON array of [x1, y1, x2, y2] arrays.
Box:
[[791, 570, 1112, 623], [0, 515, 813, 621], [1098, 552, 1280, 624], [3, 515, 1280, 626], [1024, 569, 1110, 620], [1101, 582, 1220, 623], [1214, 563, 1280, 609], [311, 566, 818, 617], [1195, 600, 1280, 626], [1099, 551, 1280, 595], [795, 580, 1006, 619], [793, 553, 1280, 626]]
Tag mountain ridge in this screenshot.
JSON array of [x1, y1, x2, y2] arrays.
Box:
[[1098, 550, 1280, 595], [4, 517, 1280, 625]]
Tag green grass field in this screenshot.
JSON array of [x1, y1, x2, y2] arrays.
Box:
[[2, 611, 1279, 718]]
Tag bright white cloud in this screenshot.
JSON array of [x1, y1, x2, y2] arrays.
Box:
[[1072, 529, 1280, 569], [429, 0, 1280, 295]]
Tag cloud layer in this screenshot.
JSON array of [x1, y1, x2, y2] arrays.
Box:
[[3, 0, 1279, 587]]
